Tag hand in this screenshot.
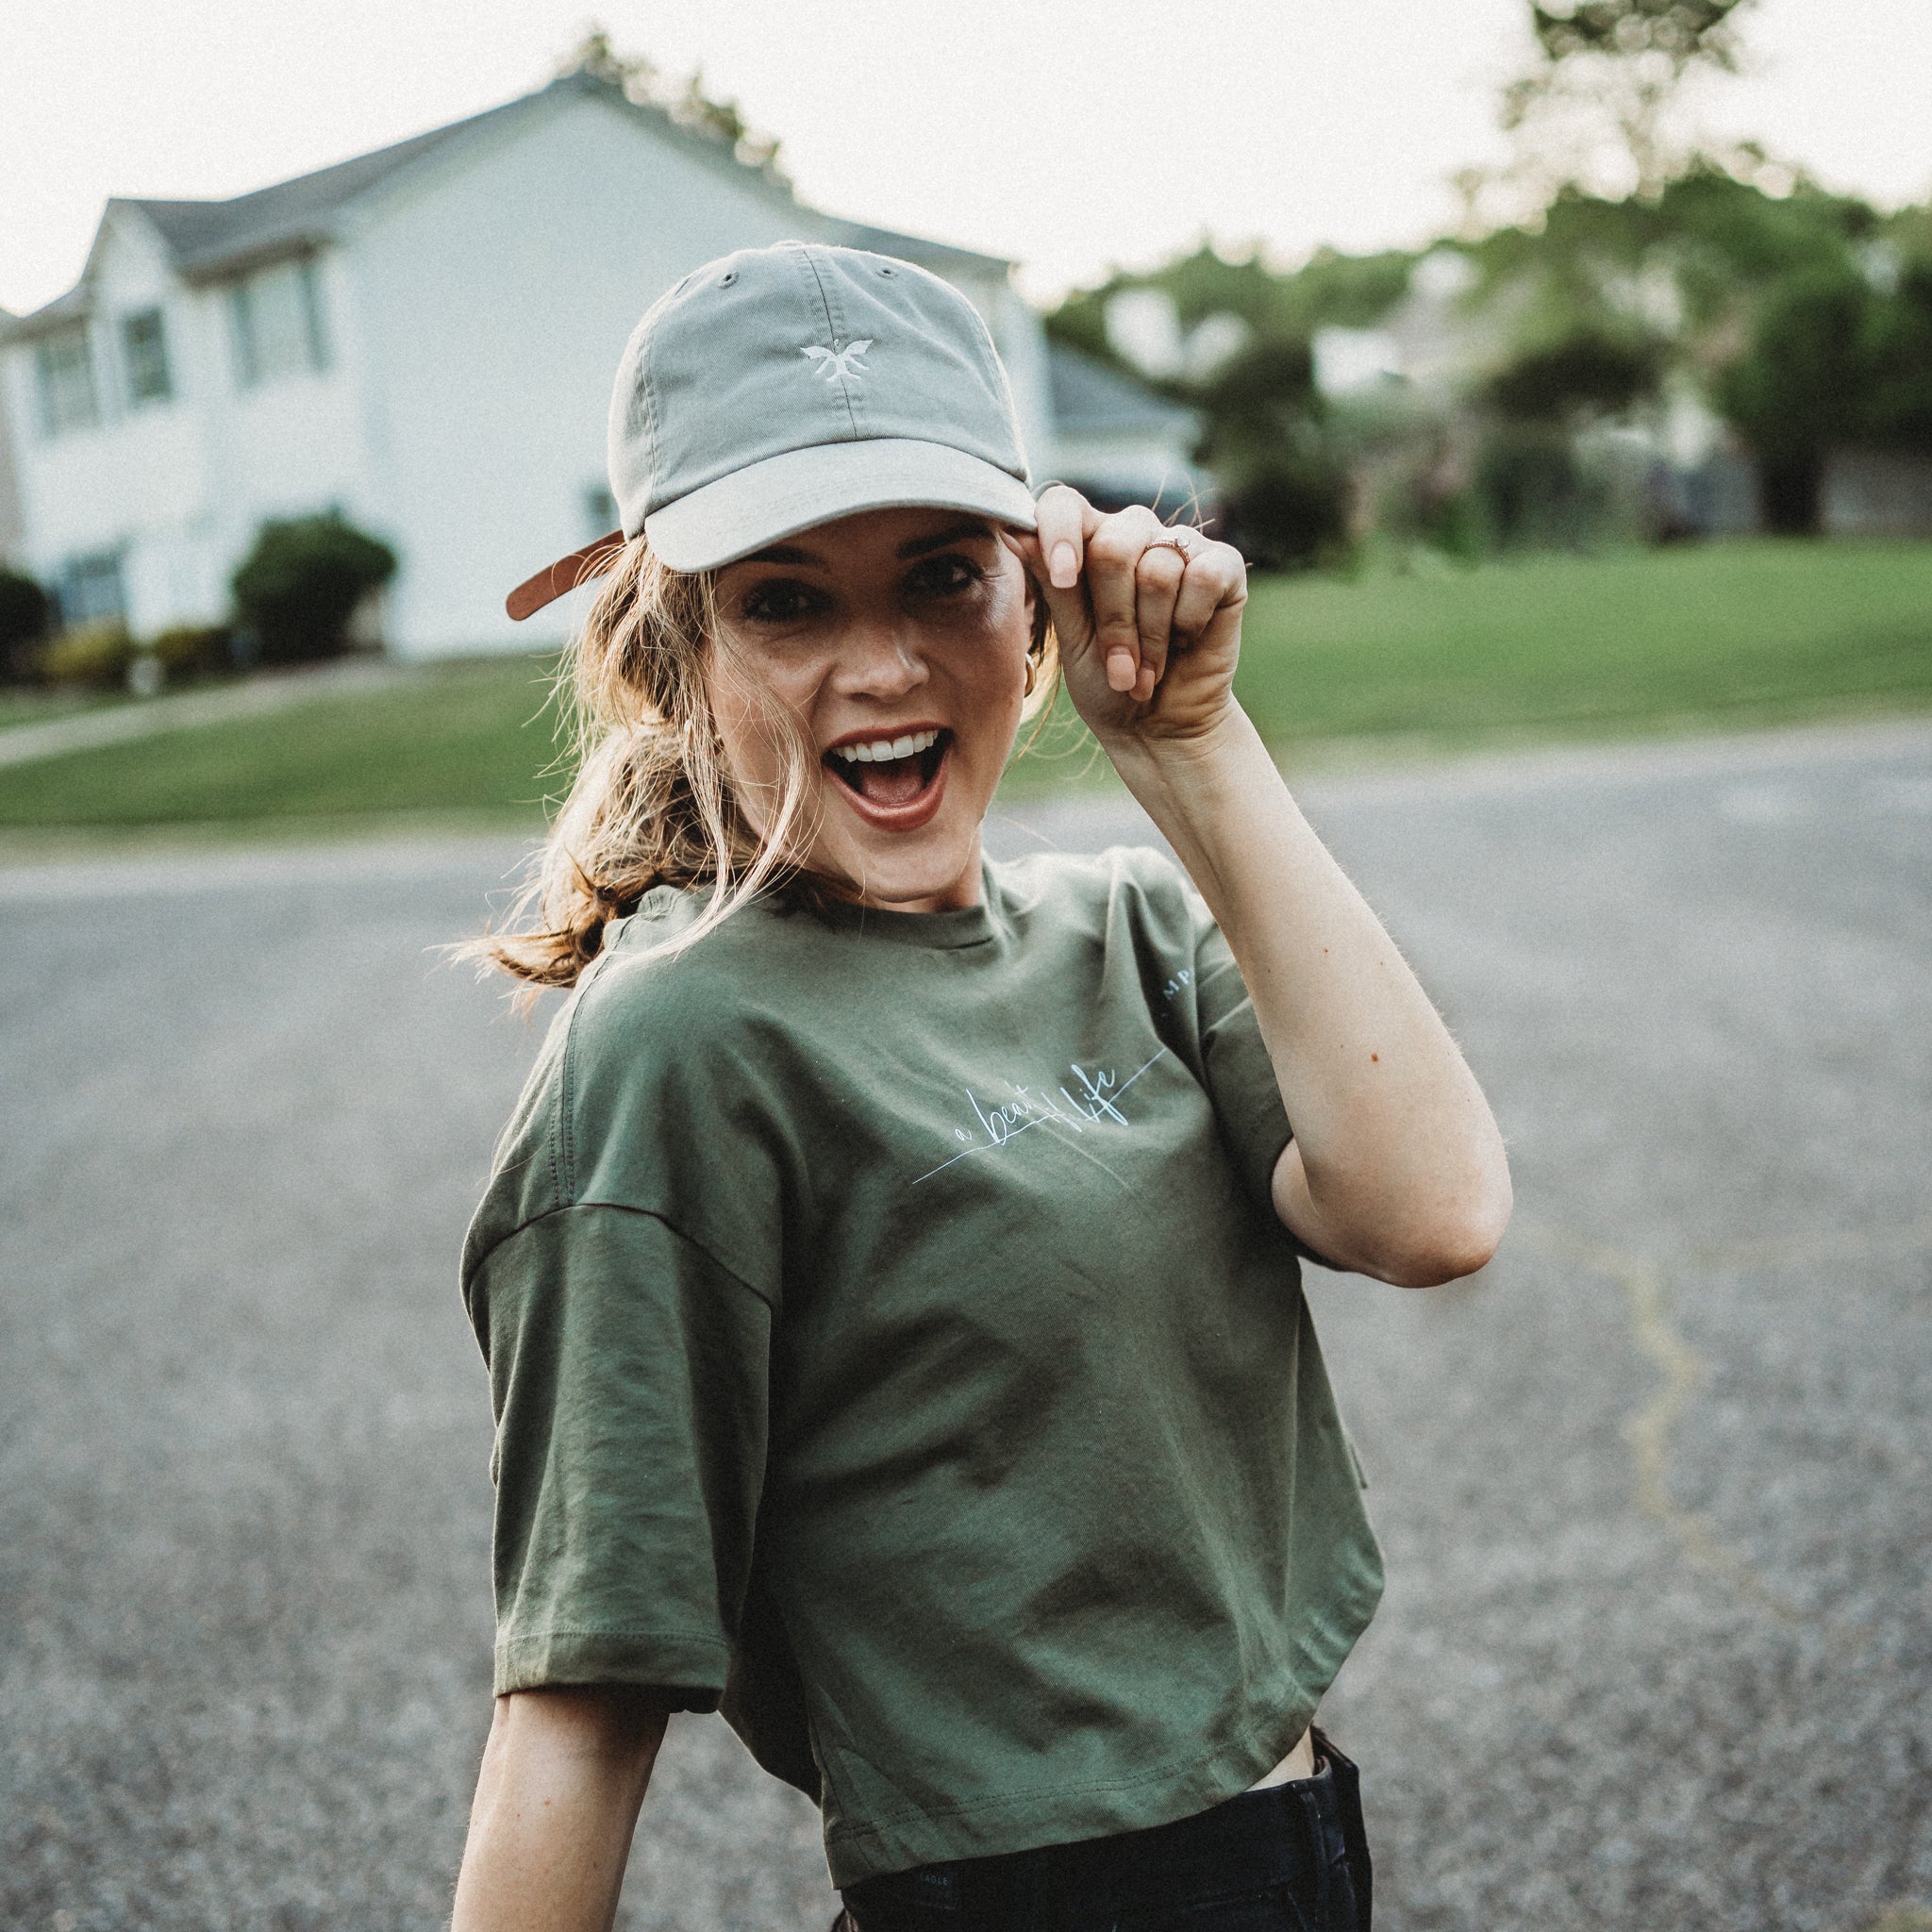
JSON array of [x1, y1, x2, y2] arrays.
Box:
[[1003, 486, 1247, 751]]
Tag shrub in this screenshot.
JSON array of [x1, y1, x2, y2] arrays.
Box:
[[1191, 339, 1353, 572], [230, 514, 397, 666], [40, 620, 136, 690], [1218, 461, 1353, 573], [150, 624, 237, 680], [0, 569, 53, 683]]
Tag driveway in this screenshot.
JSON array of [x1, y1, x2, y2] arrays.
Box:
[[2, 718, 1926, 1931]]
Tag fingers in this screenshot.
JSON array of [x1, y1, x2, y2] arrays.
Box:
[[1032, 484, 1094, 591], [1170, 537, 1247, 643], [1004, 485, 1098, 658], [1006, 492, 1235, 708], [1083, 508, 1161, 694], [1131, 544, 1185, 703]]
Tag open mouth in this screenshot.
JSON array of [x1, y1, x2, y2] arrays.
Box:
[[823, 726, 952, 826]]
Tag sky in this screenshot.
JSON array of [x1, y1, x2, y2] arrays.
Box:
[[3, 0, 1929, 316]]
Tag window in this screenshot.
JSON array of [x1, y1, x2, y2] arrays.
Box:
[[58, 551, 127, 626], [121, 308, 174, 405], [230, 258, 329, 387], [35, 327, 100, 436]]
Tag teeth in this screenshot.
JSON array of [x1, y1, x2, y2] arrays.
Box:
[[830, 728, 941, 764]]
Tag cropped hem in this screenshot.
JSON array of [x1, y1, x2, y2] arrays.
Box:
[[493, 1626, 731, 1702], [822, 1687, 1321, 1890]]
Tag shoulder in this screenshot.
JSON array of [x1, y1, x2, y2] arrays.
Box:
[[568, 876, 841, 1074], [568, 886, 774, 1067], [461, 887, 796, 1281], [991, 843, 1205, 942], [565, 886, 810, 1155]]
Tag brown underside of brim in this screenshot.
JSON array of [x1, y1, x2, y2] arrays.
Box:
[[506, 530, 626, 621]]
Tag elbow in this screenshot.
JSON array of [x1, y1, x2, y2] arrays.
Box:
[[1374, 1163, 1514, 1290]]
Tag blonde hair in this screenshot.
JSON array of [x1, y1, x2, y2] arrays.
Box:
[[471, 532, 1056, 998]]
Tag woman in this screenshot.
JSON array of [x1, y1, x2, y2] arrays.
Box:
[[452, 242, 1510, 1932]]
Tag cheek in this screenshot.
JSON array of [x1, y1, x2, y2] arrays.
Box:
[[950, 577, 1033, 716], [705, 654, 801, 791], [984, 588, 1036, 723]]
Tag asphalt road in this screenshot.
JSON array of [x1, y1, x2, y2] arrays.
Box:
[[3, 718, 1927, 1932]]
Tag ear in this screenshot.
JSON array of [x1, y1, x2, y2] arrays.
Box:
[[1024, 563, 1051, 657]]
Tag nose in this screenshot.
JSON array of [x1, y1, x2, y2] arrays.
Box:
[[828, 612, 929, 702]]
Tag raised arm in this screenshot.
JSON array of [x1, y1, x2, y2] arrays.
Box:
[[1007, 491, 1511, 1287], [451, 1687, 668, 1932]]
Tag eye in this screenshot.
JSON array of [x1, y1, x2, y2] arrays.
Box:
[[740, 577, 830, 625], [904, 554, 985, 599]]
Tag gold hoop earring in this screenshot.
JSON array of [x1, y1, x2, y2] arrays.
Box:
[[1023, 654, 1039, 697]]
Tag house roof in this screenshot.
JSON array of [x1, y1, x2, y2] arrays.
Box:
[[3, 72, 1011, 339], [1046, 341, 1197, 438], [125, 113, 514, 275], [4, 284, 92, 339], [813, 215, 1010, 278]]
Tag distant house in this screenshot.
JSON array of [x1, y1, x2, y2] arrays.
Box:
[[1044, 342, 1204, 517], [1822, 448, 1932, 538], [0, 311, 22, 567], [0, 74, 1088, 657]]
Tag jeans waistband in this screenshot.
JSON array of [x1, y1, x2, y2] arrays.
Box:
[[842, 1729, 1370, 1931]]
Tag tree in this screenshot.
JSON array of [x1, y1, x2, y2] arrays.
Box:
[[1043, 244, 1412, 567], [1714, 253, 1932, 531], [1860, 260, 1932, 453], [1192, 341, 1351, 570], [557, 26, 783, 177], [1492, 0, 1760, 210], [1484, 326, 1662, 422], [559, 25, 658, 100], [1715, 268, 1873, 533], [1045, 242, 1415, 375]]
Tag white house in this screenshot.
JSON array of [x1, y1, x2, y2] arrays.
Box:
[[1045, 343, 1204, 517], [0, 74, 1148, 658], [0, 313, 23, 566]]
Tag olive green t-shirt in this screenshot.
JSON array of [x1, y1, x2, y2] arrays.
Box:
[[460, 846, 1383, 1887]]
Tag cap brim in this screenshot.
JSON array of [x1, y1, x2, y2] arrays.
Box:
[[643, 439, 1037, 573]]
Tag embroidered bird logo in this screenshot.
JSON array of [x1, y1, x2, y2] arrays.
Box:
[[801, 339, 874, 382]]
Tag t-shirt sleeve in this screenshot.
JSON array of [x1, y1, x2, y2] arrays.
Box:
[[1190, 908, 1296, 1210], [1183, 889, 1347, 1269], [466, 1201, 773, 1702]]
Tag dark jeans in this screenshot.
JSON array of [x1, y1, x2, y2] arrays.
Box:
[[837, 1729, 1371, 1932]]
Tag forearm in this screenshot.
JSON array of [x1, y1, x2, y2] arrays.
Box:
[[1106, 705, 1510, 1284], [451, 1689, 668, 1932]]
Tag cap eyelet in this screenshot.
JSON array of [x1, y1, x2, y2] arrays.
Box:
[[720, 270, 738, 286], [878, 265, 896, 276]]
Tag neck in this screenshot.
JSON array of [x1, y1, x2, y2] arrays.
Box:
[[821, 832, 985, 914]]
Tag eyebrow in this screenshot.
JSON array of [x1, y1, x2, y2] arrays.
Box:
[[733, 518, 995, 571], [897, 518, 995, 558], [737, 541, 823, 567]]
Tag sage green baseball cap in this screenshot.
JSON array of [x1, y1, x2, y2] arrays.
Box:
[[508, 242, 1038, 619]]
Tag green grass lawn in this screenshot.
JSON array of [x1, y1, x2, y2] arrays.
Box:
[[0, 689, 124, 733], [1234, 538, 1932, 743], [0, 657, 567, 830], [1, 540, 1926, 831], [1004, 537, 1932, 791]]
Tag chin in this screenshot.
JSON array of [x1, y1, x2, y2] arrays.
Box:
[[818, 819, 982, 910]]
